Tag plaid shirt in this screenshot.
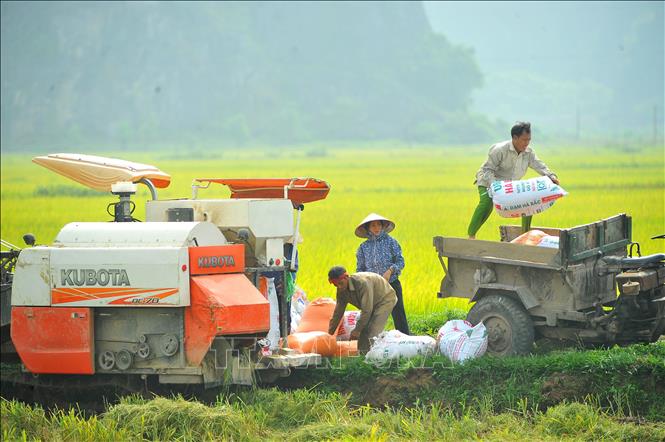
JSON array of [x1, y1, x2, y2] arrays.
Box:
[[474, 140, 557, 188], [356, 232, 405, 283]]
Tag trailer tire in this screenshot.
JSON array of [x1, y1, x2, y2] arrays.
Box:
[[467, 294, 534, 356]]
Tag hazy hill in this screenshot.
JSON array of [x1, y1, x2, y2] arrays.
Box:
[[1, 1, 489, 152], [424, 1, 664, 141]]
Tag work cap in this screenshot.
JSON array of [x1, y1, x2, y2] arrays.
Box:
[[354, 213, 395, 238]]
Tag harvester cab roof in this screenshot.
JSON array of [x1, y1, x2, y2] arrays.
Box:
[[33, 153, 172, 192]]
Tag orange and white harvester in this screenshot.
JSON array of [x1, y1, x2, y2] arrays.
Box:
[[0, 154, 330, 387]]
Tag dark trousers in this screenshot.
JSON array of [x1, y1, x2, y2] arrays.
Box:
[[390, 279, 410, 335]]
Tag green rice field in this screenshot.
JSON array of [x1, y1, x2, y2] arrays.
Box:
[[1, 145, 663, 315]]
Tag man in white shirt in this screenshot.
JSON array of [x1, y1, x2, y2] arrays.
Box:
[[468, 122, 560, 239]]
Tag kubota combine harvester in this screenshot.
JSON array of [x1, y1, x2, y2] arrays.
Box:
[[0, 153, 330, 389]]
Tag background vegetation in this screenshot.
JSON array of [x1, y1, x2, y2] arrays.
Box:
[[1, 2, 493, 150], [2, 2, 662, 151], [425, 1, 664, 140]]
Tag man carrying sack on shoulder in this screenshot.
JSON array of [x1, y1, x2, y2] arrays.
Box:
[[468, 121, 560, 239], [327, 266, 397, 354]]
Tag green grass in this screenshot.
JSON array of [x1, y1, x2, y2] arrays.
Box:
[[2, 145, 664, 316], [2, 338, 662, 440], [402, 309, 468, 335], [282, 341, 665, 421], [3, 389, 665, 441]]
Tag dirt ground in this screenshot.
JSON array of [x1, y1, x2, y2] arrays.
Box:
[[540, 372, 593, 405], [358, 369, 437, 407]]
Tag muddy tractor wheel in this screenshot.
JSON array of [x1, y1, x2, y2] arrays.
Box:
[[467, 294, 534, 356]]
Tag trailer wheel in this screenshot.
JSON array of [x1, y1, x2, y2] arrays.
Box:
[[467, 294, 534, 356]]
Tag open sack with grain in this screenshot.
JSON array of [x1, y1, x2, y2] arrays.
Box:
[[287, 297, 360, 357]]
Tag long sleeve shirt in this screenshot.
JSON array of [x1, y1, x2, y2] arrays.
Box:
[[356, 232, 405, 283], [474, 140, 557, 188], [327, 272, 397, 335]]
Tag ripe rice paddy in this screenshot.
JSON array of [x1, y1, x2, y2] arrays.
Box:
[[1, 144, 664, 440], [1, 144, 663, 315]]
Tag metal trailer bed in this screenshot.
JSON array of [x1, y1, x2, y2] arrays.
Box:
[[433, 214, 664, 354]]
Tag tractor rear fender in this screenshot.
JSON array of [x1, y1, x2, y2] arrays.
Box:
[[471, 284, 540, 311]]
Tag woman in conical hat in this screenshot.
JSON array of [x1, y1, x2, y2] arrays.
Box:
[[355, 213, 410, 335]]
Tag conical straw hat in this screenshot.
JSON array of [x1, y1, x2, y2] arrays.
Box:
[[354, 213, 395, 238]]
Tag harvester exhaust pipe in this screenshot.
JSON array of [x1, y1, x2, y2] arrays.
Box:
[[139, 178, 158, 201], [109, 179, 159, 222], [110, 182, 138, 222]]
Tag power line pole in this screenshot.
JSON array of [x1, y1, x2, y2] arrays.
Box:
[[575, 105, 580, 142], [654, 105, 658, 145]]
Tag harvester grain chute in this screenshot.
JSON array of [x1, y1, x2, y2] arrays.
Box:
[[1, 153, 330, 389]]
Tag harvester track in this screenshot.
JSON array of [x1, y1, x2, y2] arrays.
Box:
[[1, 362, 149, 414], [0, 362, 258, 414]]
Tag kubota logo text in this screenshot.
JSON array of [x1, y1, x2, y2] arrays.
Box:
[[61, 269, 130, 286], [198, 255, 236, 268]]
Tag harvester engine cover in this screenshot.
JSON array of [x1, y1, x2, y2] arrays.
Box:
[[10, 221, 269, 383]]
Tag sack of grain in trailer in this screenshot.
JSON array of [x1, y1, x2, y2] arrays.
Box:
[[537, 235, 560, 248], [510, 230, 560, 249], [365, 330, 437, 363], [510, 229, 549, 245], [437, 320, 488, 363], [336, 311, 361, 341], [489, 176, 567, 218]]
